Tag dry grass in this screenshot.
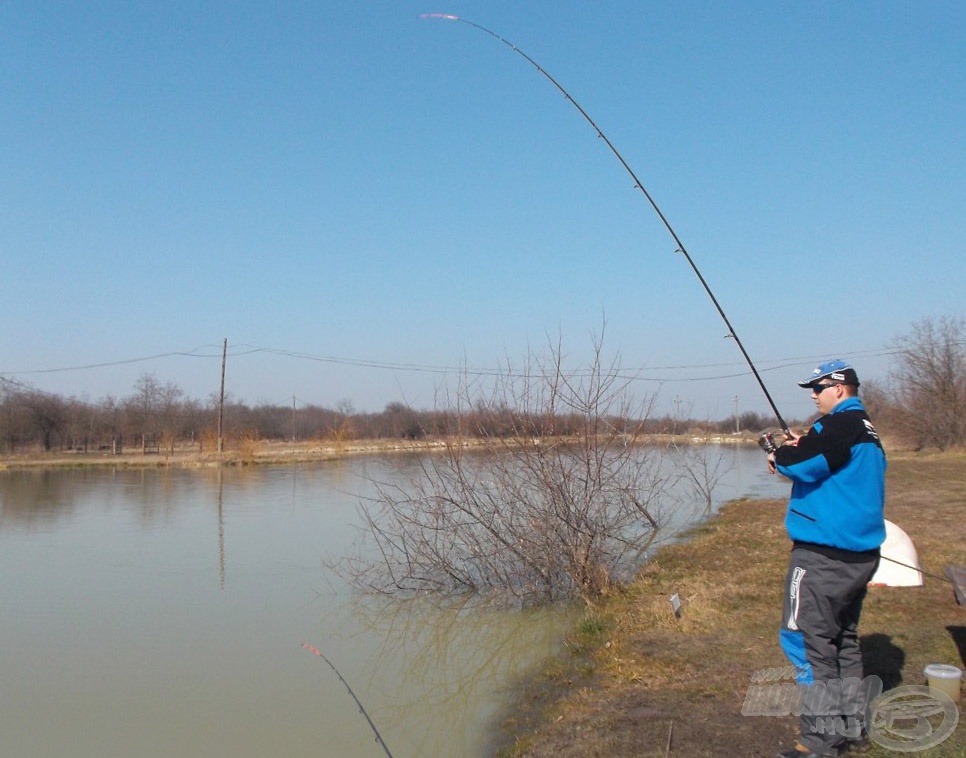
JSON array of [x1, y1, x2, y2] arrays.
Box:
[[0, 436, 448, 469], [497, 451, 966, 757]]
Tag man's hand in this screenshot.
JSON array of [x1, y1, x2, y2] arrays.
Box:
[[767, 429, 804, 473]]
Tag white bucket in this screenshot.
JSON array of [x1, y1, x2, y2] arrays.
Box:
[[924, 663, 962, 701]]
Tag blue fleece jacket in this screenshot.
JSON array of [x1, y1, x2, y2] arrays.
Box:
[[774, 396, 886, 552]]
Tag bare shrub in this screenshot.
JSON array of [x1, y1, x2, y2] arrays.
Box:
[[198, 427, 218, 453], [339, 333, 682, 606], [328, 399, 355, 450], [235, 429, 261, 462]]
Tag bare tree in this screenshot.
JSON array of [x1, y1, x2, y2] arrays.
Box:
[[855, 378, 890, 426], [21, 391, 67, 451], [0, 379, 28, 452], [889, 316, 966, 450], [339, 333, 678, 606], [123, 373, 187, 452], [382, 401, 424, 440]]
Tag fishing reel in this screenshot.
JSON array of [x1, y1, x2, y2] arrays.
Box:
[[757, 429, 784, 455]]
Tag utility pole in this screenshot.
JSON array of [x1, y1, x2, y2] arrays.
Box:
[[735, 395, 740, 434], [217, 338, 227, 453], [292, 396, 297, 442]]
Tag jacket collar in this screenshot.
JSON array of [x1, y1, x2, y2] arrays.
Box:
[[830, 396, 864, 414]]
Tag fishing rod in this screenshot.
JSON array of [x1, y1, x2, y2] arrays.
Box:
[[420, 13, 791, 436], [302, 643, 395, 758]]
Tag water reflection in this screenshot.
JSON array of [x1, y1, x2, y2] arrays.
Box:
[[314, 593, 574, 756], [217, 467, 225, 590], [0, 468, 80, 527]]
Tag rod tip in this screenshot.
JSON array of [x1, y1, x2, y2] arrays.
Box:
[[302, 643, 323, 657], [419, 13, 459, 21]]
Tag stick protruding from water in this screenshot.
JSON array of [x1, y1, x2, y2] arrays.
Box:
[[302, 643, 395, 758]]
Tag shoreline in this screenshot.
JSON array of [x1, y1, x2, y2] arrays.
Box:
[[0, 432, 759, 471], [496, 450, 966, 757]]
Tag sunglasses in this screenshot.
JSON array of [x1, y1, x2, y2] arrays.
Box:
[[811, 383, 840, 394]]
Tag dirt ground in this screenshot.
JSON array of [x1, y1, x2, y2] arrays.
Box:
[[496, 452, 966, 757]]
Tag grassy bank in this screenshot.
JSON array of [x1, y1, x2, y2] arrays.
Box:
[[497, 452, 965, 757]]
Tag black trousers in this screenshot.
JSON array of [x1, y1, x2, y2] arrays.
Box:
[[779, 546, 880, 755]]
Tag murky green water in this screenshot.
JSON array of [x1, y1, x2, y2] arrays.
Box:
[[0, 448, 786, 757]]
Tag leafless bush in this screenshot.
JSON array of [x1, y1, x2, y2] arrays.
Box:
[[671, 443, 729, 516], [888, 315, 966, 451], [338, 333, 684, 606], [234, 429, 261, 462]]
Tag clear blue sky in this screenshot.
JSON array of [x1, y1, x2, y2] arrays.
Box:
[[2, 1, 963, 421]]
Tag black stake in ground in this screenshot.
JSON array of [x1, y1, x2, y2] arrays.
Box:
[[422, 13, 791, 436]]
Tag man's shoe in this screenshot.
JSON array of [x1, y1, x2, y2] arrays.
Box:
[[841, 733, 872, 754], [776, 743, 840, 758]]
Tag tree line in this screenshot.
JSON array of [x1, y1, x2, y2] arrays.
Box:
[[1, 316, 962, 455], [0, 375, 434, 454], [0, 374, 776, 456]]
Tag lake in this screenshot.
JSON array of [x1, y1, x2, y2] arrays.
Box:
[[0, 446, 788, 757]]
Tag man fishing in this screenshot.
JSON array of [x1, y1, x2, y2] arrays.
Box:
[[766, 360, 886, 758], [418, 22, 887, 750]]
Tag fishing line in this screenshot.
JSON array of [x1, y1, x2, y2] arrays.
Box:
[[876, 555, 954, 585], [420, 14, 791, 435], [302, 643, 395, 758]]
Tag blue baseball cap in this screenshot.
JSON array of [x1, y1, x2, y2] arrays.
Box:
[[798, 359, 860, 388]]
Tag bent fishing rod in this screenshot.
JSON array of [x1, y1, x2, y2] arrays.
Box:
[[302, 643, 394, 758], [421, 14, 791, 436]]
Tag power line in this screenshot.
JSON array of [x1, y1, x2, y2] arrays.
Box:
[[1, 342, 905, 385], [0, 345, 226, 375]]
